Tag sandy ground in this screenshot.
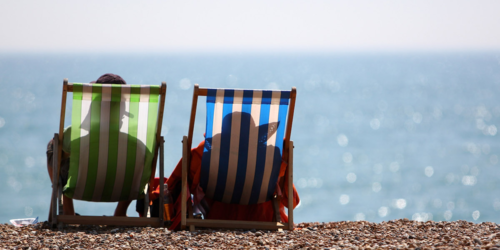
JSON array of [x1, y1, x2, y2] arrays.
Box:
[[1, 219, 500, 249]]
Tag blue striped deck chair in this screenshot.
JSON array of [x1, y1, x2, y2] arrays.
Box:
[[49, 79, 168, 228], [181, 84, 296, 231]]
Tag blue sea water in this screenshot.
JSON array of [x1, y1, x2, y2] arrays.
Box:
[[1, 52, 500, 224]]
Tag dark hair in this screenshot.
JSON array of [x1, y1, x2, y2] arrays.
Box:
[[92, 73, 127, 85]]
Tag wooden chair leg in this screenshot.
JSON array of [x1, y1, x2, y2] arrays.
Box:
[[158, 137, 165, 225], [181, 136, 188, 230], [287, 141, 294, 230], [48, 193, 53, 225], [272, 195, 282, 223], [50, 133, 59, 228], [188, 199, 195, 231]]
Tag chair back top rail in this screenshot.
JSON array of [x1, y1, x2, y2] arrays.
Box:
[[187, 84, 296, 150], [64, 81, 167, 94]]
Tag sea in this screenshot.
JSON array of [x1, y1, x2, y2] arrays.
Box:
[[1, 52, 500, 225]]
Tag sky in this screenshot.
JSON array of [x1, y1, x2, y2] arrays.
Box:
[[1, 0, 500, 53]]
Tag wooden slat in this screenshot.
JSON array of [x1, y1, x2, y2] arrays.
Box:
[[186, 219, 287, 230], [181, 137, 189, 230], [149, 82, 167, 206], [155, 82, 167, 145], [188, 199, 194, 231], [288, 140, 294, 230], [66, 82, 74, 92], [153, 82, 167, 164], [272, 195, 281, 223], [56, 80, 68, 184], [197, 87, 294, 97], [197, 88, 208, 96], [49, 133, 59, 228], [158, 137, 165, 225], [187, 84, 199, 150], [283, 87, 296, 155], [58, 215, 162, 227]]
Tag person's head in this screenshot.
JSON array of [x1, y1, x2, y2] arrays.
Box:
[[91, 73, 127, 85], [81, 73, 130, 130]]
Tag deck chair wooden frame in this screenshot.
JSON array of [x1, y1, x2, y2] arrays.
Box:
[[48, 79, 167, 228], [181, 84, 296, 231]]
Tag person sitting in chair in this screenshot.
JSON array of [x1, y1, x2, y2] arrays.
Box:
[[46, 73, 132, 216], [149, 111, 300, 230]]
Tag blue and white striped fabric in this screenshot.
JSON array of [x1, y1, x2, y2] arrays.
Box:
[[200, 89, 290, 205]]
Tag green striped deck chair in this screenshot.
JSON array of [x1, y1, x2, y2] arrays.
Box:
[[49, 79, 167, 228], [180, 84, 297, 231]]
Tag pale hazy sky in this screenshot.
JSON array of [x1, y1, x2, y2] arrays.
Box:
[[1, 0, 500, 53]]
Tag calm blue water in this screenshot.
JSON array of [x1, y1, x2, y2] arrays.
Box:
[[1, 52, 500, 224]]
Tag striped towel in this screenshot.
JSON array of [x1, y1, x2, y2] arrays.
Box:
[[200, 89, 290, 205], [64, 83, 160, 202]]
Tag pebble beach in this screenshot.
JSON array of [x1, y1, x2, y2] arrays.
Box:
[[1, 219, 500, 249]]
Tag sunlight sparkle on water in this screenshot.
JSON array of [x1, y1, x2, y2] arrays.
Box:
[[412, 213, 432, 222], [8, 177, 22, 193], [486, 125, 497, 136], [389, 162, 400, 172], [343, 152, 353, 163], [378, 100, 388, 111], [493, 200, 500, 211], [467, 143, 482, 156], [394, 199, 407, 209], [370, 118, 380, 130], [337, 134, 348, 147], [444, 210, 453, 220], [412, 112, 422, 124], [424, 166, 434, 177], [433, 199, 442, 208], [354, 213, 365, 221], [462, 176, 477, 186], [373, 163, 383, 174], [447, 202, 455, 210], [297, 178, 323, 189], [25, 156, 35, 168], [314, 115, 330, 128], [226, 75, 238, 87], [433, 107, 442, 119], [378, 206, 389, 217], [327, 81, 341, 93], [179, 78, 191, 90], [372, 182, 381, 192], [339, 194, 350, 205], [346, 173, 357, 183], [472, 210, 480, 221], [24, 206, 33, 216], [267, 82, 279, 90]]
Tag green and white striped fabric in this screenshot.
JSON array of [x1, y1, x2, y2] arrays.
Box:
[[63, 83, 160, 202]]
